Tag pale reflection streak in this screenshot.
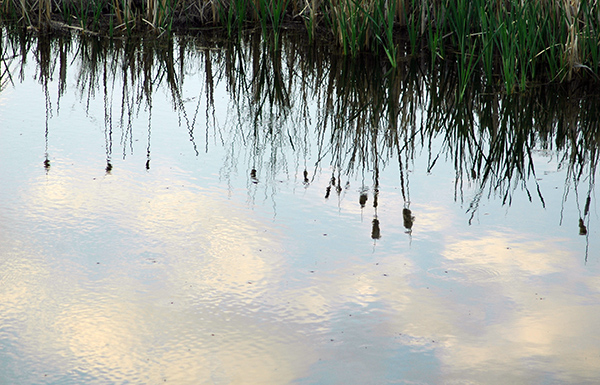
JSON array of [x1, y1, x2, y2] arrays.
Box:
[[443, 232, 566, 277], [4, 160, 600, 383], [434, 232, 600, 383], [293, 191, 600, 382], [8, 163, 314, 383]]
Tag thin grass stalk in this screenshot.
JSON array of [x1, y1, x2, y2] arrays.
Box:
[[580, 0, 599, 73], [18, 0, 32, 25], [310, 0, 319, 39], [155, 0, 170, 29], [564, 0, 581, 80], [302, 0, 315, 42], [477, 1, 494, 83], [395, 0, 404, 26], [370, 0, 396, 67], [269, 0, 290, 49], [427, 3, 443, 67], [124, 0, 133, 27], [211, 0, 218, 23], [406, 0, 419, 54]]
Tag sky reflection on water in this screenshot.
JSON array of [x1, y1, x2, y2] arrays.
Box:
[[0, 30, 599, 384]]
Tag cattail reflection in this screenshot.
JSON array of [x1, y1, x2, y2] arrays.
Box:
[[359, 190, 368, 208], [584, 196, 591, 216], [403, 207, 414, 232], [325, 185, 331, 199], [579, 218, 588, 235], [371, 217, 381, 239]]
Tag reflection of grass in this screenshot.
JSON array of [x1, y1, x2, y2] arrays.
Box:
[[2, 0, 600, 90], [421, 69, 600, 225], [2, 29, 598, 226]]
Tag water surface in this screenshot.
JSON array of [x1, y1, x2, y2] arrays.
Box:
[[0, 30, 599, 384]]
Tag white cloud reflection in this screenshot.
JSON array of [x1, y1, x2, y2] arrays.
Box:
[[0, 158, 599, 385]]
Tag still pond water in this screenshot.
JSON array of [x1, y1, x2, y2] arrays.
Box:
[[1, 29, 599, 384]]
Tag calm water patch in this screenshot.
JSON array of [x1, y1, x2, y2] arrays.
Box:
[[0, 29, 599, 384]]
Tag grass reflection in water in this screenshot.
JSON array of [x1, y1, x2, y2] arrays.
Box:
[[1, 27, 597, 240], [1, 27, 600, 384]]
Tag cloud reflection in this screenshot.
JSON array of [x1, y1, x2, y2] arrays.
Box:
[[1, 160, 599, 384], [0, 163, 317, 383]]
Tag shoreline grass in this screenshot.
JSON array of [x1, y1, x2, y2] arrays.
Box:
[[1, 0, 599, 92]]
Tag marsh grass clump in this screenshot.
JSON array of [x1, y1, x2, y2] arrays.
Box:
[[0, 0, 599, 90]]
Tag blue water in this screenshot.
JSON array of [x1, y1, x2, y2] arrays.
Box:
[[0, 32, 599, 384]]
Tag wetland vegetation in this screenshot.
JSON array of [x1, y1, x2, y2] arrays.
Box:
[[1, 0, 600, 93], [1, 24, 599, 385]]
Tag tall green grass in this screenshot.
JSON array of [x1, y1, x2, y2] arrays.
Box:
[[1, 0, 599, 91]]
